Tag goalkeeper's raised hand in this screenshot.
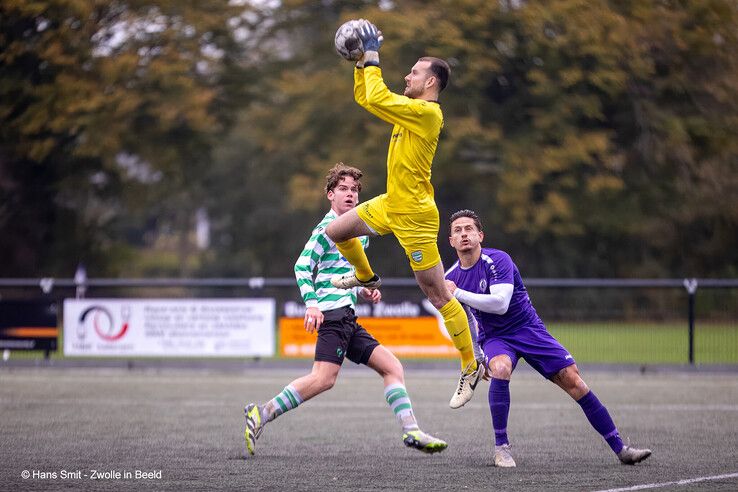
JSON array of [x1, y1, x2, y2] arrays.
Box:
[[358, 19, 382, 52], [357, 19, 382, 67]]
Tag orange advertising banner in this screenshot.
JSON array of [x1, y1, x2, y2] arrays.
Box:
[[278, 317, 457, 358]]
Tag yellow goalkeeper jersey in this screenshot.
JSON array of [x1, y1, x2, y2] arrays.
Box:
[[354, 65, 443, 214]]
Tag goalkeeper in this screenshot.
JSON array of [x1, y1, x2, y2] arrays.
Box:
[[326, 20, 483, 409], [244, 163, 447, 456]]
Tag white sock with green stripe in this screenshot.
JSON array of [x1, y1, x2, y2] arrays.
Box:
[[384, 383, 419, 432], [264, 385, 303, 422]]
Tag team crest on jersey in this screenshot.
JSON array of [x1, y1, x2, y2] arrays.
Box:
[[410, 250, 423, 263], [479, 279, 487, 292]]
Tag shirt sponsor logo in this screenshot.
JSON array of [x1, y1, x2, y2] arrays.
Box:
[[410, 250, 423, 263], [360, 202, 374, 218]]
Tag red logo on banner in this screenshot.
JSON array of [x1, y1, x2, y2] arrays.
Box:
[[78, 305, 129, 341]]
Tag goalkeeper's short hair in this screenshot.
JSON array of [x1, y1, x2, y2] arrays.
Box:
[[419, 57, 450, 92]]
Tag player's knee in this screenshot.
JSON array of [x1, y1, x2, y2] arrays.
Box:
[[372, 349, 403, 379], [490, 358, 512, 379], [558, 366, 588, 398]]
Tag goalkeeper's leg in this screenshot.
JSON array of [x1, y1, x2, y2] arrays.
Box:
[[414, 263, 483, 408], [334, 238, 376, 282], [326, 208, 380, 287]]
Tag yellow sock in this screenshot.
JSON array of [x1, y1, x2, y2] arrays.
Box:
[[335, 238, 375, 281], [439, 298, 477, 371]]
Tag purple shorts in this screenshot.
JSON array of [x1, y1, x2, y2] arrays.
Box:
[[481, 322, 575, 379]]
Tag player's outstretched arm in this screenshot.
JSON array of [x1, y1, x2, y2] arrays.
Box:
[[451, 283, 514, 315]]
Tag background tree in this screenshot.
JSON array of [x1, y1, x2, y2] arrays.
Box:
[[213, 0, 737, 278], [2, 0, 736, 279], [1, 0, 253, 276]]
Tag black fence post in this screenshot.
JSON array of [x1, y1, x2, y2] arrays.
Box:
[[683, 278, 698, 365]]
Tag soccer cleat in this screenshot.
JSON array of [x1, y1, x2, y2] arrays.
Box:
[[402, 429, 448, 454], [330, 273, 382, 290], [244, 403, 266, 456], [494, 444, 517, 468], [617, 445, 652, 465], [449, 360, 485, 409]]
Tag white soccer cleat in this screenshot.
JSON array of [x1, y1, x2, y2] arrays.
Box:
[[494, 444, 516, 468], [449, 360, 484, 409], [617, 445, 652, 465], [330, 273, 382, 289]]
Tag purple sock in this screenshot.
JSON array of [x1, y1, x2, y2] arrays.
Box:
[[489, 378, 511, 446], [577, 391, 623, 454]]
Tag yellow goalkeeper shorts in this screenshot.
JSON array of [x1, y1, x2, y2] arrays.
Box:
[[356, 194, 441, 271]]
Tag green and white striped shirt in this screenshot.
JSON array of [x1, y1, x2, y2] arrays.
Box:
[[294, 210, 369, 311]]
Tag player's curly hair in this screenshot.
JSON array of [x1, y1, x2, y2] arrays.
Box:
[[449, 209, 482, 234], [325, 163, 363, 194]]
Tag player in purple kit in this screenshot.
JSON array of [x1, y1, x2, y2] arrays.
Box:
[[444, 209, 652, 467]]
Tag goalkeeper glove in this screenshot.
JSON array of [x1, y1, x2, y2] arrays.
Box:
[[358, 20, 382, 52]]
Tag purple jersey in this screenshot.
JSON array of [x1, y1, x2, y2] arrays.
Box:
[[447, 247, 575, 378], [445, 248, 542, 341]]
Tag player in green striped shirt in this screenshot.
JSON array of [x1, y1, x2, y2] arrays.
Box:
[[244, 163, 446, 456]]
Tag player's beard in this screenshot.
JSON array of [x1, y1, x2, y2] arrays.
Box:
[[404, 84, 419, 98]]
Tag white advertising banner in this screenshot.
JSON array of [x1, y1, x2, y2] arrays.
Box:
[[63, 298, 275, 357]]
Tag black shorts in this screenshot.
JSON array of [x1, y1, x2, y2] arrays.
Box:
[[314, 306, 379, 366]]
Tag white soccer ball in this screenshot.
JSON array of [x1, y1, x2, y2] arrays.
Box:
[[334, 20, 363, 61]]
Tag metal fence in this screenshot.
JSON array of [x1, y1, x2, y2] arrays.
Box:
[[1, 277, 736, 365]]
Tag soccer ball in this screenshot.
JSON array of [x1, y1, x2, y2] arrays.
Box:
[[334, 20, 363, 61]]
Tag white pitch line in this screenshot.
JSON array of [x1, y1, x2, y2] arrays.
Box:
[[593, 472, 738, 492]]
